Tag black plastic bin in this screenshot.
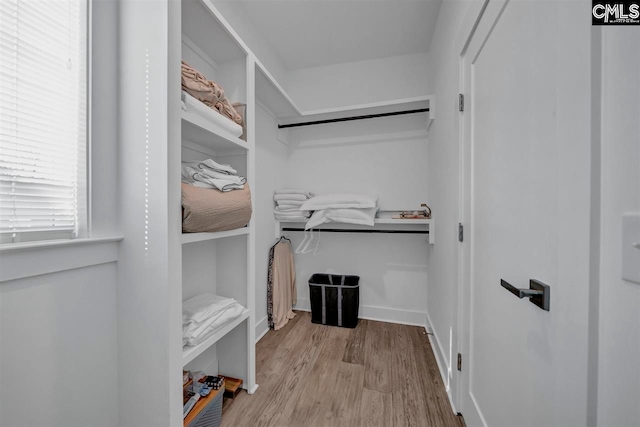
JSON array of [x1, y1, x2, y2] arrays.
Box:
[[309, 274, 360, 328]]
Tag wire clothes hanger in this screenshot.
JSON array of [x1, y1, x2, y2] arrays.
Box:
[[295, 228, 321, 255]]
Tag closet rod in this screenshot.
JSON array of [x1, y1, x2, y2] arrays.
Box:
[[281, 227, 429, 235], [277, 108, 430, 129]]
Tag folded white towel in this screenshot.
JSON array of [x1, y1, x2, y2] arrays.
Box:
[[273, 209, 311, 217], [276, 200, 305, 208], [181, 164, 246, 192], [274, 193, 308, 202], [274, 206, 302, 212], [184, 159, 237, 176], [275, 189, 315, 198], [200, 159, 237, 175]]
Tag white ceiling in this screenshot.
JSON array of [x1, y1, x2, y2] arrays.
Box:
[[236, 0, 442, 70]]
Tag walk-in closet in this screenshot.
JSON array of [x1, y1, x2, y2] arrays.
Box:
[[1, 0, 638, 426]]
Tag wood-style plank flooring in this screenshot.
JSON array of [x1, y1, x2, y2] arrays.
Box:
[[221, 311, 465, 427]]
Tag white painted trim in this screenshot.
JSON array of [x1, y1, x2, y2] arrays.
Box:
[[181, 227, 250, 245], [0, 236, 122, 282], [182, 35, 219, 71], [246, 383, 259, 394], [293, 298, 427, 327], [255, 315, 269, 343], [425, 312, 457, 414]]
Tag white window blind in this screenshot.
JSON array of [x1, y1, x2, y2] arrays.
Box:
[[0, 0, 88, 244]]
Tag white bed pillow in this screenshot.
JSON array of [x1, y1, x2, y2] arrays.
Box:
[[326, 207, 377, 226], [304, 208, 377, 229], [300, 193, 378, 211], [305, 210, 329, 229]]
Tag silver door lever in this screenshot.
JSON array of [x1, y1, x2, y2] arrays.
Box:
[[501, 279, 550, 311]]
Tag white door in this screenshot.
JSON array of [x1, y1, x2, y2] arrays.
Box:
[[459, 1, 593, 426]]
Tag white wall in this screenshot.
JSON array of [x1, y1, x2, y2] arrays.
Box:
[[597, 27, 640, 427], [254, 105, 290, 339], [0, 265, 118, 427], [0, 2, 121, 425], [283, 113, 430, 325], [286, 53, 430, 112]]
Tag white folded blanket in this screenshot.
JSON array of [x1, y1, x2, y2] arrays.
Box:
[[183, 293, 237, 325], [183, 302, 246, 347], [183, 293, 247, 347]]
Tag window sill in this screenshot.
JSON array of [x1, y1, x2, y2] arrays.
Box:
[[0, 236, 123, 283]]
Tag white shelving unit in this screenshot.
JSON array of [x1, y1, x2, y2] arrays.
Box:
[[179, 0, 257, 405]]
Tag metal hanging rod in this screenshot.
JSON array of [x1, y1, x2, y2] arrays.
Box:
[[281, 227, 429, 235], [277, 108, 430, 129]]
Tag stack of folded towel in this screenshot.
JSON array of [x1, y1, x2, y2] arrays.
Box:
[[181, 159, 246, 192], [183, 294, 246, 347], [273, 189, 314, 221]]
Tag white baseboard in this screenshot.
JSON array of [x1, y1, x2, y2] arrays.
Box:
[[293, 298, 427, 327], [255, 315, 269, 343], [425, 311, 457, 414]]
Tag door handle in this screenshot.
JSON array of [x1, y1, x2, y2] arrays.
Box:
[[500, 279, 550, 311]]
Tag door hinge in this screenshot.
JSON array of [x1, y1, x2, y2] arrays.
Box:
[[458, 223, 464, 242], [457, 353, 462, 371], [459, 94, 464, 112]]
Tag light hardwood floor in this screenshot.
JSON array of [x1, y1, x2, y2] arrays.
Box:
[[221, 311, 465, 427]]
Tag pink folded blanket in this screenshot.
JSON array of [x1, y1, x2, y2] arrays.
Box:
[[181, 60, 243, 125]]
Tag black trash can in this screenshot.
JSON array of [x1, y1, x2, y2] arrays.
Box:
[[309, 274, 359, 328]]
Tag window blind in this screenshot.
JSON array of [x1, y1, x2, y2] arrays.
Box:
[[0, 0, 88, 244]]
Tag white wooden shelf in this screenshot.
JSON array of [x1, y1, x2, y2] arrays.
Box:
[[182, 226, 250, 244], [288, 96, 434, 128], [255, 61, 302, 119], [182, 308, 250, 366], [254, 62, 434, 131], [277, 214, 434, 244]]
